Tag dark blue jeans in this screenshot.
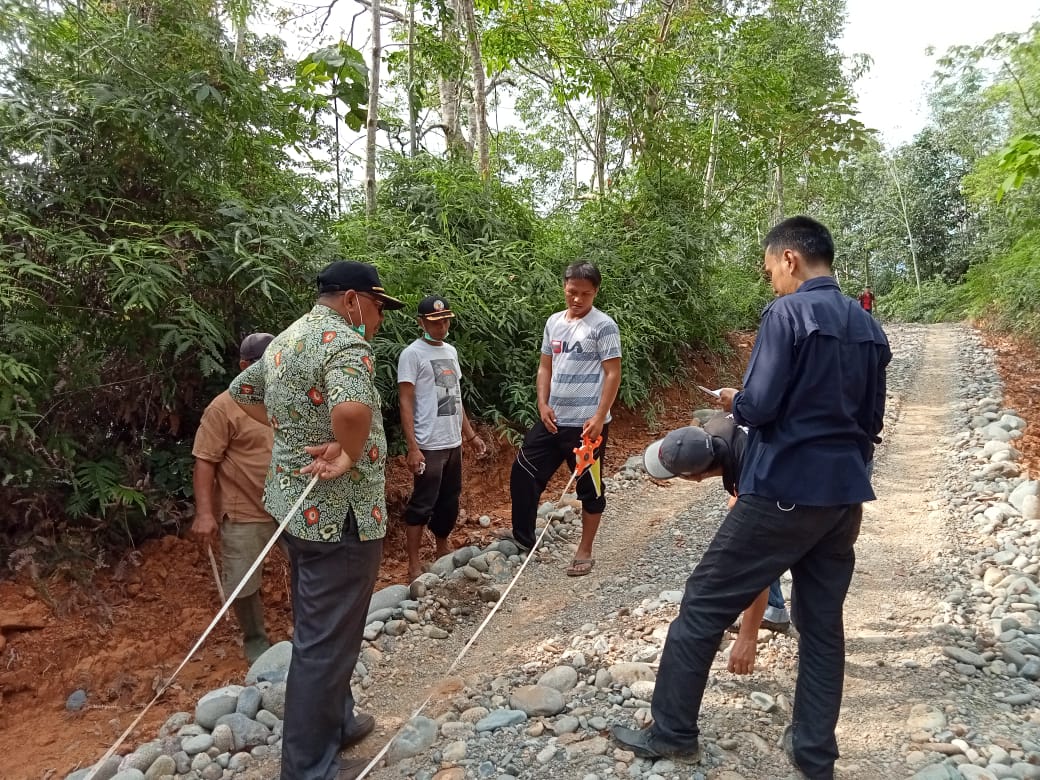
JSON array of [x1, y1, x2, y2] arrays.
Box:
[[650, 494, 862, 780], [768, 579, 785, 610], [280, 511, 383, 780]]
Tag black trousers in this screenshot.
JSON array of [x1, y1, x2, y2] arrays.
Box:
[[403, 445, 462, 538], [509, 421, 609, 549], [651, 495, 862, 780], [279, 511, 383, 780]]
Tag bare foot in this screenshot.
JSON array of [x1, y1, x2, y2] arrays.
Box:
[[435, 540, 452, 558]]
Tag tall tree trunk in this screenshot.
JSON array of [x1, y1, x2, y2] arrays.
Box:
[[594, 94, 607, 194], [437, 5, 470, 159], [887, 158, 922, 293], [408, 0, 417, 157], [703, 92, 722, 208], [459, 0, 489, 178], [771, 132, 785, 223], [365, 0, 382, 217]]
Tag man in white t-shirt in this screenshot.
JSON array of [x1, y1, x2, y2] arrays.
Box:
[[398, 295, 487, 582], [507, 262, 622, 576]]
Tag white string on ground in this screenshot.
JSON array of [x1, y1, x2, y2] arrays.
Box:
[[82, 475, 320, 780], [354, 468, 581, 779]]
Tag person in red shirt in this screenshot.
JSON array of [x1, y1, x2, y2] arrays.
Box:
[[858, 286, 875, 314]]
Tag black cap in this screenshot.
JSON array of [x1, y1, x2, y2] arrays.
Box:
[[316, 260, 405, 310], [239, 332, 275, 362], [417, 295, 455, 321], [643, 426, 716, 479]]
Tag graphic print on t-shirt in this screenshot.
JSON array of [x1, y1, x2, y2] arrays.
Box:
[[430, 358, 459, 416]]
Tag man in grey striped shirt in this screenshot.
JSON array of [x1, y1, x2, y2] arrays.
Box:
[[505, 262, 622, 576]]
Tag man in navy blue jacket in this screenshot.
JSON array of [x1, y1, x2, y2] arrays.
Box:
[[612, 216, 891, 780]]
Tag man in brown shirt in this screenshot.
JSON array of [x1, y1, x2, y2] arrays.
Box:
[[192, 332, 277, 662]]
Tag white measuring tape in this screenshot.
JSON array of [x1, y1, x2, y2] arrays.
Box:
[[352, 468, 580, 779], [84, 461, 584, 780], [82, 474, 320, 780]]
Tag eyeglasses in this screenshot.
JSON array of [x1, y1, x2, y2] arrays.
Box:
[[355, 292, 385, 314]]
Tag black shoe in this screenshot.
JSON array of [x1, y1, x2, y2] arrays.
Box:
[[761, 618, 791, 634], [780, 726, 808, 778], [610, 725, 700, 760], [336, 756, 371, 780], [341, 712, 375, 749]]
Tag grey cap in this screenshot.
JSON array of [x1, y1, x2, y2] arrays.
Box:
[[643, 426, 716, 479], [239, 332, 275, 362]]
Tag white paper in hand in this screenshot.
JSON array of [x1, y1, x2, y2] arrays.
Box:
[[696, 384, 722, 399]]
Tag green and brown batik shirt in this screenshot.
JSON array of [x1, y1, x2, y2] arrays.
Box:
[[229, 304, 387, 543]]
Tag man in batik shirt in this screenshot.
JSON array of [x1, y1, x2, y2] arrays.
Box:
[[230, 260, 404, 780]]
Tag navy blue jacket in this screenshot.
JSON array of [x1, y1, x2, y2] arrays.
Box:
[[732, 276, 890, 506]]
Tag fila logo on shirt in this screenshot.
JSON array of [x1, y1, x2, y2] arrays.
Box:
[[551, 339, 585, 354]]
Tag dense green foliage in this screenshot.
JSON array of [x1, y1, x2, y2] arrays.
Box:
[[0, 0, 344, 567], [6, 0, 1034, 573]]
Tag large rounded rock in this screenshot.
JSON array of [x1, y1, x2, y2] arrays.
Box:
[[65, 756, 121, 780], [259, 680, 287, 719], [385, 716, 438, 765], [607, 662, 656, 687], [368, 584, 410, 614], [195, 685, 243, 729], [245, 642, 292, 685], [214, 712, 273, 751], [119, 742, 162, 773], [509, 685, 565, 716], [537, 666, 578, 692], [474, 709, 527, 732], [143, 755, 177, 780], [236, 685, 263, 719]]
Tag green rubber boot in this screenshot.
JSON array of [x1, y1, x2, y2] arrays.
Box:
[[232, 591, 271, 663]]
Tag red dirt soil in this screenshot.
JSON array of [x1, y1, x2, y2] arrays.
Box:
[[6, 326, 1034, 779]]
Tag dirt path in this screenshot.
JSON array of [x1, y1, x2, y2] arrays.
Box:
[[835, 324, 960, 776], [17, 322, 1024, 779], [335, 322, 967, 778]]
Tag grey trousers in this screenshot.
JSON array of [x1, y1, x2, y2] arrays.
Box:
[[279, 511, 383, 780]]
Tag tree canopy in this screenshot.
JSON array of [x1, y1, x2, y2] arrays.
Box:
[[1, 0, 1037, 570]]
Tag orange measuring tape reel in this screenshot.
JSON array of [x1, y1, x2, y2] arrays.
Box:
[[572, 434, 604, 497]]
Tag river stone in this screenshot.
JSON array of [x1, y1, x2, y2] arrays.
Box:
[[368, 583, 410, 614], [912, 766, 956, 780], [452, 546, 482, 567], [475, 709, 528, 732], [158, 711, 193, 739], [66, 689, 88, 712], [245, 642, 292, 685], [181, 734, 215, 756], [214, 712, 272, 751], [943, 646, 986, 668], [236, 686, 263, 719], [109, 772, 146, 780], [607, 662, 656, 686], [260, 681, 287, 718], [143, 755, 177, 780], [553, 715, 580, 734], [510, 685, 565, 716], [66, 757, 122, 780], [907, 704, 946, 732], [386, 716, 438, 765], [1021, 659, 1040, 680], [428, 554, 458, 577], [1023, 494, 1040, 521], [957, 766, 998, 779], [1010, 481, 1040, 513], [212, 723, 235, 753], [195, 685, 244, 729], [538, 665, 579, 692], [119, 742, 162, 773]]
